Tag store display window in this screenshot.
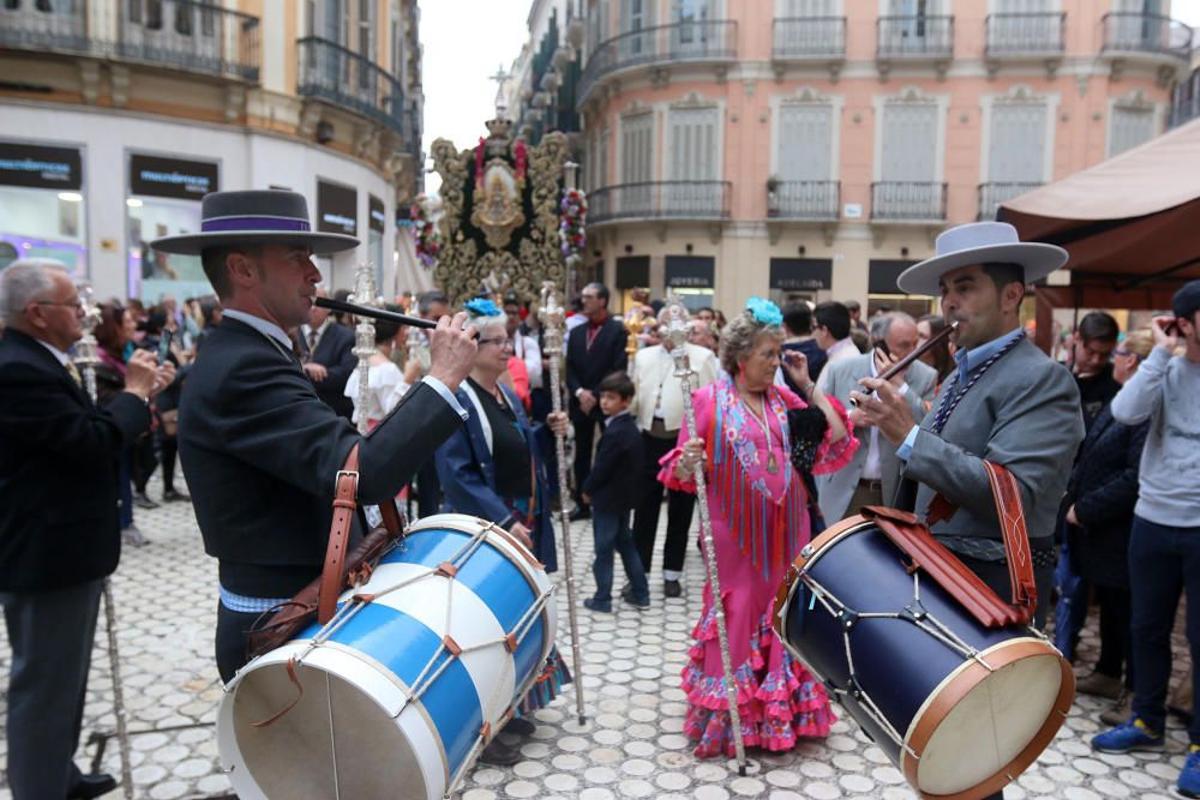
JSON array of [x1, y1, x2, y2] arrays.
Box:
[[0, 141, 87, 274]]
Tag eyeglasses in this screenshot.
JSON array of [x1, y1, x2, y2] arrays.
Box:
[[36, 299, 84, 311], [1114, 349, 1141, 360], [476, 336, 511, 348]]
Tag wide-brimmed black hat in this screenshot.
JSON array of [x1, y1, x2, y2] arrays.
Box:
[[150, 189, 359, 256]]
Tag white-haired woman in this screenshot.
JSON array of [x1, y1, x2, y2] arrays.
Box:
[[660, 298, 858, 758], [432, 298, 572, 765]]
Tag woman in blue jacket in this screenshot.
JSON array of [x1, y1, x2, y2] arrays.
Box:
[[434, 298, 571, 765]]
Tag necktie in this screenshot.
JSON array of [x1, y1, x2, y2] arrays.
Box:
[[65, 361, 83, 388], [307, 329, 319, 352]]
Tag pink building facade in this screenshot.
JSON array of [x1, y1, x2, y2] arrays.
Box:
[[576, 0, 1192, 316]]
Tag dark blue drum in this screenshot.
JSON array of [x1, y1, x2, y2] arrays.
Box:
[[773, 516, 1072, 800]]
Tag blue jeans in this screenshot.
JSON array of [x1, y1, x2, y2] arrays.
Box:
[[591, 508, 648, 607], [1054, 537, 1089, 661], [1128, 515, 1200, 742]]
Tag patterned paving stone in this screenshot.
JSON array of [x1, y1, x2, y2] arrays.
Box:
[[0, 476, 1194, 798]]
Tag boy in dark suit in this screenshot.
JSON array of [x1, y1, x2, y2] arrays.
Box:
[[582, 372, 649, 612]]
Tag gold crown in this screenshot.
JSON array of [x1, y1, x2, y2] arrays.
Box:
[[484, 117, 513, 140]]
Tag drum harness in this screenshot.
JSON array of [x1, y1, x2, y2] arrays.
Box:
[[243, 517, 555, 799]]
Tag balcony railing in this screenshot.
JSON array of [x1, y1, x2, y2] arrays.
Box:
[[298, 37, 408, 137], [0, 1, 260, 82], [871, 181, 947, 221], [772, 17, 846, 60], [1101, 12, 1192, 60], [119, 1, 260, 81], [768, 181, 840, 220], [588, 181, 731, 223], [877, 15, 954, 59], [985, 12, 1065, 56], [579, 20, 737, 105], [978, 181, 1042, 220]]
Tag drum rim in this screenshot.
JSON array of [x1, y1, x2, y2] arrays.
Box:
[[770, 514, 871, 643], [220, 639, 450, 800], [899, 636, 1075, 799]]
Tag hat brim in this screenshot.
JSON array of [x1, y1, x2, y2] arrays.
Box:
[[896, 242, 1068, 296], [149, 230, 361, 256]]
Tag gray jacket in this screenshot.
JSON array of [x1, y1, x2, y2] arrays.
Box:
[[816, 352, 938, 522], [903, 337, 1083, 551]]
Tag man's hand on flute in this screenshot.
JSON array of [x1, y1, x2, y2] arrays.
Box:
[[426, 311, 478, 392]]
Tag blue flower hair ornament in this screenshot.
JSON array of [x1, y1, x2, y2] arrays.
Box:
[[465, 297, 502, 318], [745, 296, 783, 327]]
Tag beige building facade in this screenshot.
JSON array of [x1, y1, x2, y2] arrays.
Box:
[[575, 0, 1193, 316], [0, 0, 423, 301]]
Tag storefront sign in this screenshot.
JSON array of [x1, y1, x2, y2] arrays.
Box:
[[368, 194, 386, 234], [664, 255, 714, 289], [868, 259, 916, 294], [615, 255, 650, 289], [317, 180, 358, 236], [769, 258, 832, 291], [128, 154, 218, 200], [0, 142, 82, 190]]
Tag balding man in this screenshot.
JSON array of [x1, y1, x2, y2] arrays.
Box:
[[816, 311, 938, 522], [296, 286, 357, 419], [0, 259, 172, 799]]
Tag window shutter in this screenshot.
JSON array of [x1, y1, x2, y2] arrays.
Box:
[[988, 102, 1046, 183], [1109, 106, 1156, 156]]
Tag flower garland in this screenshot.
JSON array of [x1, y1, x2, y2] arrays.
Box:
[[474, 139, 528, 190], [559, 187, 587, 261], [406, 196, 440, 270]]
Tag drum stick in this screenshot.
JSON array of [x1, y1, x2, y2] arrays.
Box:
[[538, 281, 588, 727], [76, 287, 135, 800], [850, 320, 958, 407], [663, 298, 750, 776]]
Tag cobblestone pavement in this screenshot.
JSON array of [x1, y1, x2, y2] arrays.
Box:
[[0, 478, 1193, 799]]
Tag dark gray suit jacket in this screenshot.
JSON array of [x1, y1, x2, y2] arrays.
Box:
[[816, 352, 937, 522], [903, 337, 1083, 548]]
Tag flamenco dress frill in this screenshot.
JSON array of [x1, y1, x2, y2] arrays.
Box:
[[658, 380, 858, 758]]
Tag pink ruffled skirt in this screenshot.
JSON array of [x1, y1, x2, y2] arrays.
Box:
[[682, 605, 835, 758]]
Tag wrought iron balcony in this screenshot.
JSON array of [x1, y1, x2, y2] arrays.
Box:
[[1101, 12, 1192, 61], [985, 12, 1065, 56], [0, 1, 260, 82], [871, 181, 947, 221], [767, 181, 840, 220], [588, 181, 731, 224], [578, 20, 737, 106], [877, 15, 954, 60], [772, 17, 846, 60], [298, 37, 409, 137], [978, 182, 1042, 220]]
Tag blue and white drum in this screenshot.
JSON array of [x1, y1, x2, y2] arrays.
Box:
[[773, 515, 1073, 800], [217, 513, 557, 800]]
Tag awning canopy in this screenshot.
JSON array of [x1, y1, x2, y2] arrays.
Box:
[[999, 117, 1200, 310]]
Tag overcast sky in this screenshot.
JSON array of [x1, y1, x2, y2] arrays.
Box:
[[419, 0, 1200, 196], [420, 0, 529, 198]]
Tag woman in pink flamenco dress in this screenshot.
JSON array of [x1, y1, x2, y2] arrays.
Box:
[[660, 298, 859, 759]]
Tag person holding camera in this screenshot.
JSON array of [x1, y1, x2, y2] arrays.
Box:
[[1092, 280, 1200, 799]]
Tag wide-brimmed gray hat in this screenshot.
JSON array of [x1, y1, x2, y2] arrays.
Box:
[[150, 190, 360, 256], [897, 222, 1067, 296]]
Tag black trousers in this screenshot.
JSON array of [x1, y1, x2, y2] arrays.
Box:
[[571, 412, 599, 508], [2, 579, 103, 799], [215, 602, 263, 684], [160, 432, 179, 493], [132, 433, 158, 493], [633, 432, 695, 575], [1095, 583, 1133, 687]]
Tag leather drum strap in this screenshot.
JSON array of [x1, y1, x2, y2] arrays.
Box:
[[379, 499, 403, 536], [982, 461, 1038, 620], [318, 444, 361, 624]]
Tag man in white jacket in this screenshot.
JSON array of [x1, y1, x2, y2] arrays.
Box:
[[629, 308, 720, 596]]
